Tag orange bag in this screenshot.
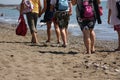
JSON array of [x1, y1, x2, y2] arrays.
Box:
[[16, 15, 27, 36]]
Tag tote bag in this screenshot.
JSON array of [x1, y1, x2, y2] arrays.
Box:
[[16, 15, 27, 36]]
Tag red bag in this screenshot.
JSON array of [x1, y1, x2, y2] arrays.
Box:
[[16, 15, 27, 36], [99, 6, 103, 16]]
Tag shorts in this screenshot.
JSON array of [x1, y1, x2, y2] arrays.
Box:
[[54, 11, 70, 29], [77, 17, 96, 31], [43, 11, 54, 22], [114, 24, 120, 31]]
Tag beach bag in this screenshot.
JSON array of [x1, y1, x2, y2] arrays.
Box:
[[116, 0, 120, 20], [99, 6, 103, 16], [16, 15, 27, 36], [56, 0, 69, 11], [20, 0, 34, 14]]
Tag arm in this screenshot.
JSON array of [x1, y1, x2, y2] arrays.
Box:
[[20, 0, 24, 15], [108, 9, 111, 24], [38, 0, 42, 17], [40, 0, 47, 16], [93, 0, 102, 24], [68, 1, 72, 15]]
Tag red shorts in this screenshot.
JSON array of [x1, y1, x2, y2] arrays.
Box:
[[114, 24, 120, 31]]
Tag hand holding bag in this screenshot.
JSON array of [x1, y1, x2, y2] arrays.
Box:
[[16, 15, 27, 36]]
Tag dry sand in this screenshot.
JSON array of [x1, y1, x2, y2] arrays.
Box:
[[0, 22, 120, 80]]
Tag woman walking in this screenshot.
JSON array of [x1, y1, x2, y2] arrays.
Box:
[[40, 0, 61, 44], [72, 0, 101, 54], [20, 0, 42, 45]]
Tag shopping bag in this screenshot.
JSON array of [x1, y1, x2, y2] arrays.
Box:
[[16, 15, 27, 36], [99, 6, 103, 16]]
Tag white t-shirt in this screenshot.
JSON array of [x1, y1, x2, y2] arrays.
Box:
[[107, 0, 120, 25]]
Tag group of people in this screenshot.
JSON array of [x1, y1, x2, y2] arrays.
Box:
[[19, 0, 120, 54]]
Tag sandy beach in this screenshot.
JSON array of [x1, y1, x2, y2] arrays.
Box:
[[0, 22, 120, 80]]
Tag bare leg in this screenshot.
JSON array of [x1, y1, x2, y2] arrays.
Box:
[[32, 32, 39, 44], [83, 29, 91, 54], [54, 22, 61, 43], [65, 27, 68, 43], [60, 28, 67, 47], [90, 29, 96, 52], [46, 22, 52, 42]]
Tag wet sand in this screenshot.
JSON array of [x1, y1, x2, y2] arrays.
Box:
[[0, 22, 120, 80]]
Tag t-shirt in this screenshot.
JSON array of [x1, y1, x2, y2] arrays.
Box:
[[31, 0, 40, 13], [50, 0, 71, 11], [107, 0, 120, 25]]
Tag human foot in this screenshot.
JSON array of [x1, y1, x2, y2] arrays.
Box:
[[62, 44, 67, 48], [91, 50, 96, 53]]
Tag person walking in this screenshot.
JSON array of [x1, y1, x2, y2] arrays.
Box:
[[50, 0, 72, 47], [72, 0, 101, 54], [40, 0, 61, 44], [107, 0, 120, 51], [20, 0, 42, 45]]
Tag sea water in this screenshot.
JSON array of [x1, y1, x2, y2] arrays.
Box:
[[0, 1, 117, 41]]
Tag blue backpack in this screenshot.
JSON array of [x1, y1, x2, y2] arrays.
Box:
[[56, 0, 69, 11]]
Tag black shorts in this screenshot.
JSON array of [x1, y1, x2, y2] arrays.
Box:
[[77, 17, 96, 31]]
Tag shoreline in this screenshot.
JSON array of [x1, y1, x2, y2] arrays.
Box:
[[0, 22, 120, 80]]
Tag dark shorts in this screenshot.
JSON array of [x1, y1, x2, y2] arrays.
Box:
[[77, 17, 96, 31], [54, 11, 70, 29], [44, 11, 54, 22]]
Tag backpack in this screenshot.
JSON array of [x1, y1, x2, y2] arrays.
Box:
[[20, 0, 34, 14], [116, 0, 120, 20], [56, 0, 69, 11], [78, 0, 94, 19]]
